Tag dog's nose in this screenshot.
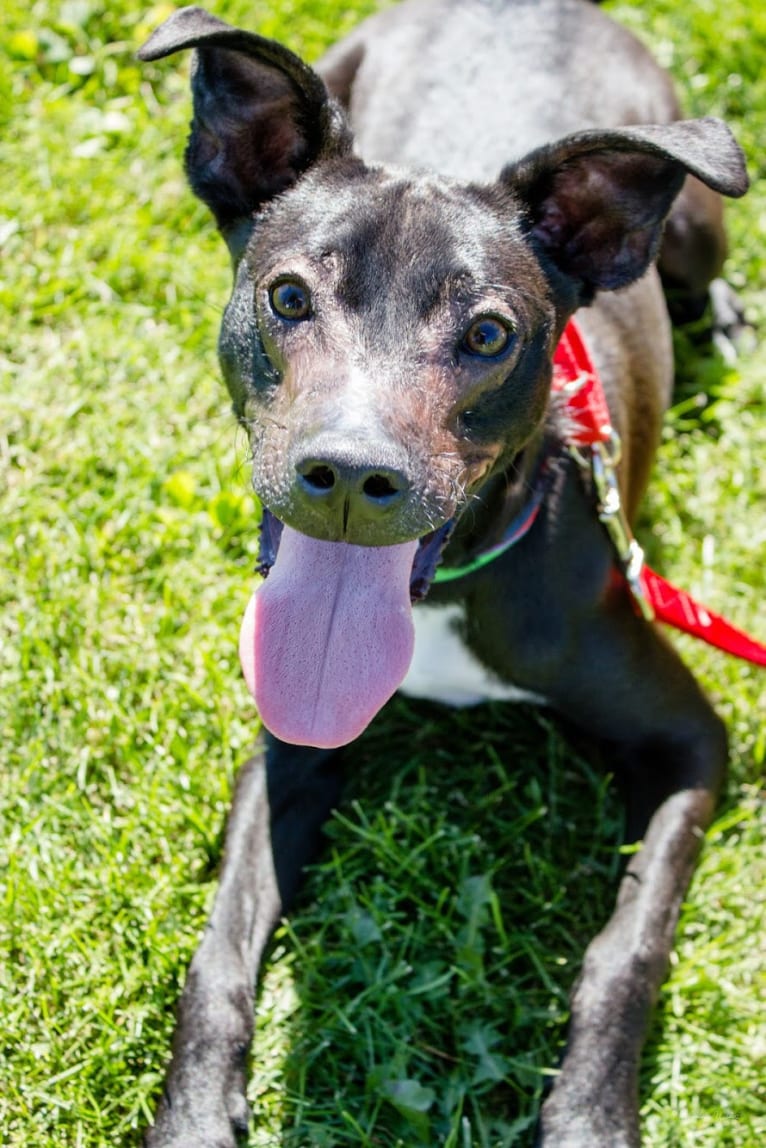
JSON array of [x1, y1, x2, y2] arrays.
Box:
[[295, 450, 409, 524]]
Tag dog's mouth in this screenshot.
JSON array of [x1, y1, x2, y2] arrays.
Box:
[[254, 508, 454, 601], [238, 510, 454, 749]]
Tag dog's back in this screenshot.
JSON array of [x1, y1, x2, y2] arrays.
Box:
[[319, 0, 722, 512], [320, 0, 680, 178]]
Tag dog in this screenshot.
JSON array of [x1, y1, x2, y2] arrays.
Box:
[[138, 1, 748, 1144]]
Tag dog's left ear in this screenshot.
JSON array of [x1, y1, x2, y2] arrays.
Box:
[[138, 6, 352, 248], [504, 118, 748, 301]]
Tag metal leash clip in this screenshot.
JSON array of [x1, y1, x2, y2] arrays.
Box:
[[575, 430, 656, 622]]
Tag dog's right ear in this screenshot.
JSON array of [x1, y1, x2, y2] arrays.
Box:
[[138, 6, 352, 248]]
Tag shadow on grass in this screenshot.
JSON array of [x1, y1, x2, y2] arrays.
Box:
[[243, 699, 624, 1147]]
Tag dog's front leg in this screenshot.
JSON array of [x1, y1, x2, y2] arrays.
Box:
[[537, 631, 728, 1148], [145, 734, 343, 1148]]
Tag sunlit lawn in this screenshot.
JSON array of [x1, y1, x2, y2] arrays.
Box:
[[1, 1, 764, 1144]]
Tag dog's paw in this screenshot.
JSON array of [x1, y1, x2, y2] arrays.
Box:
[[665, 276, 755, 363], [536, 1084, 641, 1148], [536, 1115, 640, 1148], [709, 276, 756, 363], [144, 1082, 251, 1148]]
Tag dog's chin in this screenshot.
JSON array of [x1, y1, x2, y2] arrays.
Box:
[[256, 507, 455, 603]]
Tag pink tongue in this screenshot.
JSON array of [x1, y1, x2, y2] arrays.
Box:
[[239, 525, 418, 749]]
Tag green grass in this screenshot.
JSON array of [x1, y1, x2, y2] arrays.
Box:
[[1, 1, 764, 1145]]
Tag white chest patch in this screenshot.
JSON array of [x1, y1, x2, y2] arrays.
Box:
[[399, 602, 548, 709]]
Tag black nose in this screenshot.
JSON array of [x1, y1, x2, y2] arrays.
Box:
[[295, 448, 409, 525]]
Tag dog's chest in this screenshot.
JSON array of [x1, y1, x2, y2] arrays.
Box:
[[399, 602, 546, 708]]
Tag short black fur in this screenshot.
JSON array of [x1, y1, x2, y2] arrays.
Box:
[[137, 2, 749, 1145]]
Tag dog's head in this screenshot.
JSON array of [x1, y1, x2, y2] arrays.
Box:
[[139, 6, 747, 551], [139, 7, 747, 747]]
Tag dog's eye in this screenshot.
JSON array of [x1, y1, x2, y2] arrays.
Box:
[[462, 316, 513, 358], [269, 279, 312, 321]]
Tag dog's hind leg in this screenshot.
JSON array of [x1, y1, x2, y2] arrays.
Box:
[[536, 619, 727, 1148], [660, 175, 747, 353], [145, 735, 343, 1148]]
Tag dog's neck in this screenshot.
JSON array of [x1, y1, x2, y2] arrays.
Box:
[[438, 426, 553, 573]]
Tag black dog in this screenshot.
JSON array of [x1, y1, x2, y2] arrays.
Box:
[[138, 2, 748, 1144]]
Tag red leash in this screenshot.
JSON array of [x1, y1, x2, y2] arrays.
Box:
[[640, 568, 766, 666], [553, 321, 766, 667]]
